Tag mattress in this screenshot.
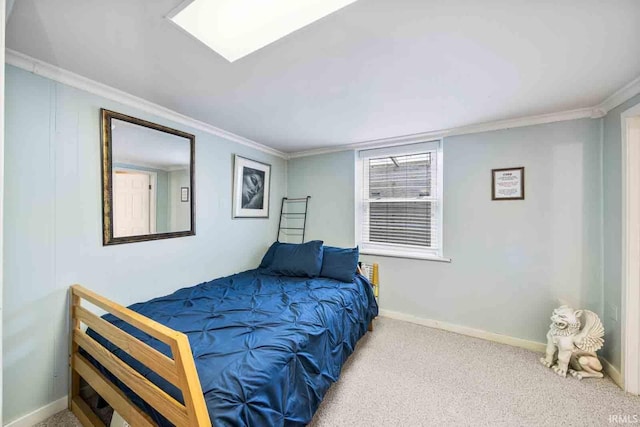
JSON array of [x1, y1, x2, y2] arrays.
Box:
[[87, 268, 378, 426]]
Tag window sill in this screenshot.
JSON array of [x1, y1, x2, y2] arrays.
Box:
[[360, 248, 451, 263]]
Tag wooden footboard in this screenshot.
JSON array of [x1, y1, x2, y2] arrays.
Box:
[[69, 285, 211, 427]]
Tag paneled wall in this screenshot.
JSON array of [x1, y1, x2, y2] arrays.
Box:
[[2, 65, 286, 423]]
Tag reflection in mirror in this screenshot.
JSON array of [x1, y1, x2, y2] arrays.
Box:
[[101, 109, 195, 245]]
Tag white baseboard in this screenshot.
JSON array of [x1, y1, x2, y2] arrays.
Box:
[[379, 309, 624, 389], [4, 396, 67, 427], [379, 309, 547, 353], [601, 358, 624, 389]]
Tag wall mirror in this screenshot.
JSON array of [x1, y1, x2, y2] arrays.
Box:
[[101, 109, 195, 245]]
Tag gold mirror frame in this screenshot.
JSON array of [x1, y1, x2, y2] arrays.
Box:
[[101, 109, 196, 245]]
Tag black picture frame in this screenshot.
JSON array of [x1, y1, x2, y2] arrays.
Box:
[[232, 155, 271, 218]]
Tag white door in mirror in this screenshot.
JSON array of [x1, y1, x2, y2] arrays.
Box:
[[113, 171, 151, 237]]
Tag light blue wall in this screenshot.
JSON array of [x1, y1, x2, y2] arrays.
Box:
[[287, 151, 356, 247], [288, 119, 603, 345], [602, 93, 640, 369], [3, 65, 286, 423], [113, 163, 170, 233], [5, 0, 15, 22]]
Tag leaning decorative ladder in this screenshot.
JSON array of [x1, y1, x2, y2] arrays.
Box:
[[276, 196, 311, 243], [69, 285, 211, 427]]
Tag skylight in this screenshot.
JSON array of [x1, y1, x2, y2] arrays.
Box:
[[170, 0, 359, 62]]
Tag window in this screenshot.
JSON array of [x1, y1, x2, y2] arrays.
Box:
[[356, 141, 445, 260]]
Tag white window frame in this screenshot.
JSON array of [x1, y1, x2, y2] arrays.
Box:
[[355, 140, 449, 262]]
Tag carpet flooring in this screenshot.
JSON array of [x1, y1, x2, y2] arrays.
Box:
[[38, 317, 640, 426]]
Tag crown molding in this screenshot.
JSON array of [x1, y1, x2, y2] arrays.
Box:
[[4, 49, 288, 159], [288, 130, 448, 159], [289, 107, 595, 159], [598, 75, 640, 114], [5, 49, 640, 161], [447, 106, 595, 137], [290, 73, 640, 159]]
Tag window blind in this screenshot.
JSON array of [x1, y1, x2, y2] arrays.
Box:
[[360, 143, 439, 253]]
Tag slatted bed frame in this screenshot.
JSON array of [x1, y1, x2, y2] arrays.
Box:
[[69, 265, 378, 426], [69, 285, 211, 427]]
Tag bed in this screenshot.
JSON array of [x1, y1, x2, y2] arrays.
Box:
[[69, 244, 378, 426]]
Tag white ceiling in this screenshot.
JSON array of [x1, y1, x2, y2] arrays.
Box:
[[6, 0, 640, 153]]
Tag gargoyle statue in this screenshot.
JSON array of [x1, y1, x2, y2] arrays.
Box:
[[539, 305, 604, 379]]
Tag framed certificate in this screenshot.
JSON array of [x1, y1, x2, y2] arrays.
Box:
[[492, 167, 524, 200]]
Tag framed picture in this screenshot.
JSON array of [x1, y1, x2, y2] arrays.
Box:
[[492, 167, 525, 200], [233, 155, 271, 218], [181, 187, 189, 202]]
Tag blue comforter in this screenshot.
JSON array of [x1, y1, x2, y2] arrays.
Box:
[[88, 269, 378, 426]]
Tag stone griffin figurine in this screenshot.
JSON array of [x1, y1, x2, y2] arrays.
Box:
[[539, 305, 605, 379]]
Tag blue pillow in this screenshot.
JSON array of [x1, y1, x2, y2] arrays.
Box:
[[269, 240, 324, 278], [320, 246, 359, 283], [259, 241, 281, 268]]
